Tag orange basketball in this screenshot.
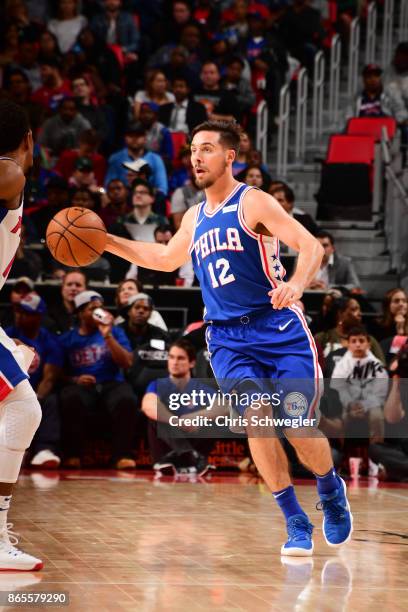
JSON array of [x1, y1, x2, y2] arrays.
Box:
[[46, 207, 107, 267]]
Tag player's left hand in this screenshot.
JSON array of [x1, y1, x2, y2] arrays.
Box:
[[268, 282, 303, 310]]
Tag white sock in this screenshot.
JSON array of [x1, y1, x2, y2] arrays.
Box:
[[0, 495, 11, 531]]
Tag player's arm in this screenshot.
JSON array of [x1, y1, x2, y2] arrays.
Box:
[[0, 159, 25, 208], [105, 205, 196, 272], [242, 189, 324, 309]]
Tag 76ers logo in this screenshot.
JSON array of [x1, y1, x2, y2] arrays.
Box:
[[283, 392, 308, 417]]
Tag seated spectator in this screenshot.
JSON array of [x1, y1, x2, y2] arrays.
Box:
[[55, 128, 106, 186], [105, 122, 168, 194], [169, 145, 196, 192], [127, 225, 195, 287], [2, 69, 45, 138], [158, 76, 208, 134], [371, 288, 408, 342], [38, 30, 62, 65], [114, 279, 167, 331], [370, 340, 408, 480], [90, 0, 140, 64], [38, 97, 91, 159], [315, 296, 385, 364], [134, 70, 175, 119], [0, 24, 21, 70], [138, 102, 173, 163], [45, 269, 87, 334], [237, 164, 271, 191], [31, 57, 72, 113], [30, 176, 70, 239], [71, 75, 108, 144], [384, 42, 408, 162], [59, 290, 136, 469], [194, 61, 241, 122], [74, 26, 123, 92], [8, 224, 42, 281], [232, 131, 261, 176], [122, 293, 170, 397], [71, 187, 100, 211], [221, 56, 255, 120], [269, 182, 319, 236], [48, 0, 87, 54], [171, 177, 204, 230], [155, 0, 197, 47], [278, 0, 325, 73], [307, 230, 361, 292], [330, 325, 388, 443], [5, 293, 63, 469], [68, 157, 104, 194], [14, 38, 42, 92], [99, 179, 130, 228], [354, 64, 397, 118], [141, 339, 211, 472], [0, 276, 35, 328]]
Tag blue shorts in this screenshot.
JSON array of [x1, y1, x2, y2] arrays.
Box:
[[206, 305, 322, 423]]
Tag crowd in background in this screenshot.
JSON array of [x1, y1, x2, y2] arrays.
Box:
[[0, 0, 407, 479]]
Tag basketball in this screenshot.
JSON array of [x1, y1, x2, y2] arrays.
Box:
[[46, 207, 107, 267]]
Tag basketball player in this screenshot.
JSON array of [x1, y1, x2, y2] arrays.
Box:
[[104, 121, 352, 556], [0, 100, 43, 570]]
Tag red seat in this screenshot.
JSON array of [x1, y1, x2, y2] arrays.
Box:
[[346, 117, 397, 141], [170, 131, 188, 169], [326, 134, 376, 164]]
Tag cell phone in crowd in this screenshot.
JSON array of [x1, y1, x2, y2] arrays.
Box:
[[92, 307, 112, 325]]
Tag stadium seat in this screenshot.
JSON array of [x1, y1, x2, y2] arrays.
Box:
[[170, 131, 188, 169], [346, 117, 397, 141], [325, 134, 376, 164]]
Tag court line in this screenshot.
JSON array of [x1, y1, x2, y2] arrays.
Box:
[[376, 490, 408, 502], [23, 581, 408, 589]]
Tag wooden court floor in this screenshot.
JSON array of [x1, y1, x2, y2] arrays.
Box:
[[1, 471, 407, 612]]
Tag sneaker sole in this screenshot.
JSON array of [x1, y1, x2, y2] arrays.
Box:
[[0, 561, 43, 571], [30, 460, 60, 469], [281, 541, 314, 557], [323, 477, 354, 547]]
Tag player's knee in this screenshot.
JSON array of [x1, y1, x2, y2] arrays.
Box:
[[0, 380, 42, 450]]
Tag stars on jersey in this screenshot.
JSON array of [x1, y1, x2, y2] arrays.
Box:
[[193, 227, 244, 266]]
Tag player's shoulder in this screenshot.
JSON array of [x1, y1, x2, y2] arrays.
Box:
[[0, 159, 25, 207]]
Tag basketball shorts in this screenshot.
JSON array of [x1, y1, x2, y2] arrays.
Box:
[[206, 305, 322, 425], [0, 326, 29, 402]]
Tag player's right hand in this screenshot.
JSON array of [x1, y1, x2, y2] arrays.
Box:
[[77, 374, 97, 386], [268, 281, 303, 310]]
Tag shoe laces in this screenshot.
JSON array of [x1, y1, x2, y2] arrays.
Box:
[[288, 517, 313, 542], [0, 523, 19, 550], [316, 493, 347, 522]]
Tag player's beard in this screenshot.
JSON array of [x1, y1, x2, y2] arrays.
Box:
[[194, 161, 227, 189]]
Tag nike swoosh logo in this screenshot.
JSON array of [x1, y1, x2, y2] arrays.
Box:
[[278, 319, 293, 332], [196, 216, 205, 227]]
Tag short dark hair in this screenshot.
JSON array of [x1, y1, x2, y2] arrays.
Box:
[[226, 56, 245, 68], [347, 325, 370, 340], [169, 339, 196, 362], [0, 100, 30, 155], [316, 230, 335, 245], [269, 181, 295, 204], [131, 178, 154, 196], [154, 224, 173, 237], [191, 120, 241, 155]]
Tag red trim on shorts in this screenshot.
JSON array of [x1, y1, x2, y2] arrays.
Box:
[[0, 375, 13, 401]]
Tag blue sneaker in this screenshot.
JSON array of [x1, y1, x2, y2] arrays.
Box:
[[318, 476, 353, 547], [281, 514, 314, 557]]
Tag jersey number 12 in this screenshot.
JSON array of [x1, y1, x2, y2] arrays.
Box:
[[208, 258, 235, 288]]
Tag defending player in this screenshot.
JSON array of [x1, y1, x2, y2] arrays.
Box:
[[0, 100, 42, 570], [105, 120, 352, 556]]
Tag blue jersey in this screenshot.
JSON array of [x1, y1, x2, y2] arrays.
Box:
[[190, 183, 286, 321]]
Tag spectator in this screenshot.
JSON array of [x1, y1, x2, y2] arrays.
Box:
[[5, 293, 63, 469], [126, 225, 195, 287], [330, 325, 388, 443], [55, 128, 107, 186], [8, 223, 42, 281], [2, 69, 45, 138], [232, 131, 261, 176], [141, 339, 211, 472], [161, 47, 200, 91], [138, 102, 174, 163], [90, 0, 140, 62], [372, 288, 408, 342], [237, 164, 271, 192], [0, 24, 20, 69], [0, 276, 35, 328], [269, 182, 319, 236], [74, 26, 123, 91], [48, 0, 87, 54], [71, 75, 108, 143], [13, 39, 42, 92], [158, 76, 208, 134], [315, 296, 385, 363], [38, 30, 62, 64], [30, 176, 70, 239], [194, 61, 241, 121], [134, 70, 175, 119], [31, 57, 72, 112], [307, 230, 361, 292], [71, 186, 100, 210], [121, 293, 170, 396], [171, 178, 204, 230], [46, 269, 87, 334], [221, 56, 255, 119], [278, 0, 325, 73], [220, 0, 250, 42], [354, 64, 397, 118], [169, 145, 195, 191], [99, 179, 130, 228], [155, 0, 196, 47], [115, 279, 168, 331], [38, 97, 91, 159], [384, 42, 408, 120], [67, 157, 103, 193], [370, 341, 408, 480], [59, 290, 136, 469], [105, 122, 168, 194]]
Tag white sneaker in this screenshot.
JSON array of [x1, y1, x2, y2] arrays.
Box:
[[30, 449, 61, 469], [0, 524, 43, 571]]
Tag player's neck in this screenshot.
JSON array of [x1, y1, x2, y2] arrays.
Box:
[[204, 175, 239, 211]]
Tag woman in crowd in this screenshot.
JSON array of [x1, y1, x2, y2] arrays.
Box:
[[237, 164, 271, 191], [48, 0, 87, 54], [134, 70, 175, 119], [114, 278, 167, 331]]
